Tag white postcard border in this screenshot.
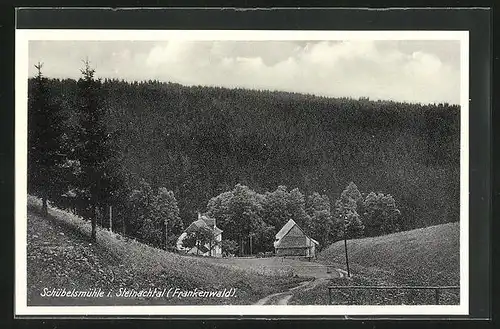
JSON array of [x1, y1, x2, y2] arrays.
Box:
[[15, 29, 469, 316]]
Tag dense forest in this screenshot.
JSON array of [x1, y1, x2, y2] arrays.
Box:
[[28, 68, 460, 254]]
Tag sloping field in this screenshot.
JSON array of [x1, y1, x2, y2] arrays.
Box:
[[318, 222, 460, 286], [290, 223, 460, 305], [26, 196, 304, 306]]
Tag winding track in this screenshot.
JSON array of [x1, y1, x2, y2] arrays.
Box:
[[255, 270, 341, 305]]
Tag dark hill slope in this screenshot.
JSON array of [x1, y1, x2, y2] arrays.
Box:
[[32, 78, 460, 231]]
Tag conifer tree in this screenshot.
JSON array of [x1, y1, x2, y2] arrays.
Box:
[[28, 62, 65, 217], [75, 59, 110, 241]]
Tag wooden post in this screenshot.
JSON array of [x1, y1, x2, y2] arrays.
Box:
[[343, 216, 350, 277], [240, 236, 243, 256], [344, 236, 350, 277], [249, 234, 252, 256], [435, 288, 440, 305], [329, 288, 332, 305], [109, 205, 112, 232], [164, 219, 168, 251]]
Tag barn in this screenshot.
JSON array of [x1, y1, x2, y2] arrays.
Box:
[[273, 219, 319, 259]]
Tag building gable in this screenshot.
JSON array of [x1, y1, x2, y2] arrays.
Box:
[[275, 221, 309, 249], [275, 219, 297, 240], [274, 218, 319, 250], [286, 224, 304, 237]]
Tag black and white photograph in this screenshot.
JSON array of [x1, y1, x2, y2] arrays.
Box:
[[15, 29, 469, 316]]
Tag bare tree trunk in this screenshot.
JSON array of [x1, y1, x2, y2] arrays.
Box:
[[109, 205, 112, 232], [122, 215, 126, 235], [91, 204, 97, 241], [41, 196, 48, 217], [100, 205, 103, 228]]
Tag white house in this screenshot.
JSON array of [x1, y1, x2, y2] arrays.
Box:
[[176, 213, 223, 257]]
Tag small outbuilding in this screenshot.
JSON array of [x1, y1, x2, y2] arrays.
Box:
[[273, 219, 319, 259]]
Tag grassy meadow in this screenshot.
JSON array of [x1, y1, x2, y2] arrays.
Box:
[[290, 223, 460, 305]]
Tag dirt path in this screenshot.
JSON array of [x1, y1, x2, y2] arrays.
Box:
[[254, 276, 336, 305]]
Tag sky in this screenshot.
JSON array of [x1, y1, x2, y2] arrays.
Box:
[[28, 40, 461, 105]]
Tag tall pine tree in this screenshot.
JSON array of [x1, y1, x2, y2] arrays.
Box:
[[75, 60, 111, 241], [28, 62, 65, 217]]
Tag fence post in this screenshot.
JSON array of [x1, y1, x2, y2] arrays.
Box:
[[434, 288, 440, 305], [329, 288, 332, 305]]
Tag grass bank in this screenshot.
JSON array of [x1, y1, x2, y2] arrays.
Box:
[[26, 196, 304, 306]]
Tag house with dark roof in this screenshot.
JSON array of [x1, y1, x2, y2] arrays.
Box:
[[273, 219, 319, 259], [176, 213, 223, 257]]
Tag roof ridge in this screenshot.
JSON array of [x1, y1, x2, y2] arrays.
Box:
[[282, 218, 297, 237], [275, 218, 297, 240]]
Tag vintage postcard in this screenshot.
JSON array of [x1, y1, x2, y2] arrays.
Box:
[[15, 29, 469, 316]]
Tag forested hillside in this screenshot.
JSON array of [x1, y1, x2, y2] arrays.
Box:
[[28, 76, 460, 252]]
